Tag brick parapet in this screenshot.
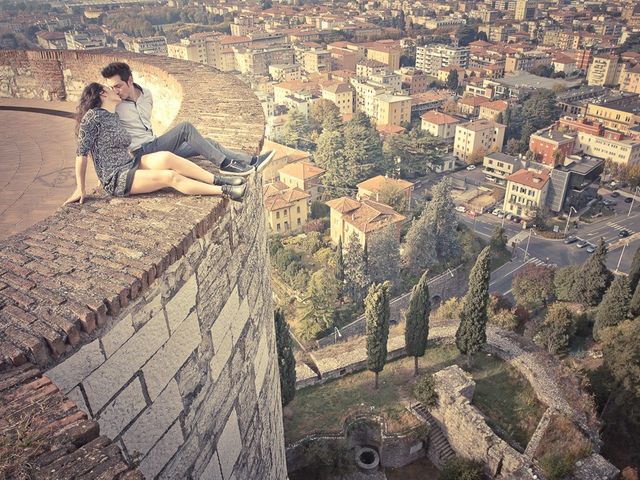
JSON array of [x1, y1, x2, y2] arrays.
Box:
[[1, 50, 287, 480]]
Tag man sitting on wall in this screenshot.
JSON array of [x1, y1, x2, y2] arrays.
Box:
[[101, 62, 274, 179]]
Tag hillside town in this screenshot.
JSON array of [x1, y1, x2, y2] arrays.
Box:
[[1, 0, 640, 479]]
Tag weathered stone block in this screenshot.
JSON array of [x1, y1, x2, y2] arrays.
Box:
[[67, 385, 90, 415], [98, 377, 147, 441], [131, 290, 163, 330], [253, 333, 269, 395], [143, 311, 202, 400], [201, 451, 223, 480], [83, 310, 168, 413], [210, 330, 232, 383], [165, 275, 197, 333], [217, 408, 242, 479], [122, 380, 183, 459], [102, 314, 135, 357], [139, 420, 185, 480], [46, 339, 105, 394]]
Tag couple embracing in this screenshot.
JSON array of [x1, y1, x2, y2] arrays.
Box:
[[65, 62, 274, 205]]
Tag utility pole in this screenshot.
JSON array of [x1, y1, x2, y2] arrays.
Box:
[[627, 186, 640, 217], [616, 242, 628, 274], [563, 206, 577, 236]]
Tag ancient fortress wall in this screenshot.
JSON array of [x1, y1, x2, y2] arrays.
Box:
[[0, 50, 287, 479]]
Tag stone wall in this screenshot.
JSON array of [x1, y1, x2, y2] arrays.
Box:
[[0, 50, 286, 480]]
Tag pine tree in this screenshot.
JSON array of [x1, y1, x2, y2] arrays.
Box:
[[368, 226, 401, 287], [574, 239, 613, 306], [628, 246, 640, 293], [401, 204, 437, 275], [426, 178, 461, 262], [455, 246, 491, 366], [275, 309, 296, 406], [446, 69, 459, 90], [594, 275, 630, 340], [631, 282, 640, 317], [366, 282, 391, 389], [344, 232, 371, 303], [315, 129, 357, 198], [343, 113, 384, 181], [404, 270, 431, 376], [336, 236, 345, 284]]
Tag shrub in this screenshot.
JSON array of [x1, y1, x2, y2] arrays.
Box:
[[539, 453, 575, 480], [304, 218, 328, 233], [313, 247, 337, 269], [489, 308, 519, 331], [439, 457, 484, 480], [432, 297, 462, 323], [301, 231, 323, 254], [310, 201, 330, 219], [534, 303, 577, 354], [413, 373, 438, 408]]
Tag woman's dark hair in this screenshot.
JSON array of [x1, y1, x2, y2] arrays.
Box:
[[101, 62, 132, 83], [75, 82, 104, 136]]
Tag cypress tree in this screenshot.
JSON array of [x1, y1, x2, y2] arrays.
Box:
[[336, 236, 345, 295], [275, 309, 296, 406], [455, 246, 491, 367], [594, 276, 630, 340], [628, 246, 640, 293], [574, 239, 613, 307], [404, 270, 431, 376], [344, 232, 370, 303], [630, 281, 640, 317], [366, 282, 391, 389]]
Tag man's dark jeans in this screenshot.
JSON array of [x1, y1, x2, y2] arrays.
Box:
[[140, 121, 252, 167]]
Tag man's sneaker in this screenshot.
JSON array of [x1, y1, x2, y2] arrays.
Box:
[[219, 158, 253, 177], [221, 184, 247, 202], [251, 150, 276, 173], [213, 174, 245, 186]]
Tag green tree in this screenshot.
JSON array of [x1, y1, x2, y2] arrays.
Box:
[[628, 246, 640, 293], [455, 246, 491, 366], [554, 265, 580, 301], [594, 275, 630, 339], [425, 178, 461, 262], [275, 309, 296, 406], [401, 203, 437, 275], [343, 114, 385, 181], [534, 303, 576, 354], [336, 236, 345, 285], [440, 457, 484, 480], [456, 25, 477, 46], [368, 226, 401, 287], [310, 98, 341, 133], [518, 90, 560, 148], [383, 128, 444, 178], [301, 268, 339, 340], [404, 270, 431, 375], [344, 232, 371, 303], [630, 282, 640, 317], [600, 319, 640, 399], [366, 282, 391, 389], [489, 226, 507, 253], [315, 128, 356, 198], [377, 183, 408, 213], [573, 239, 613, 306], [446, 69, 459, 90], [512, 264, 555, 308], [283, 109, 314, 150], [413, 373, 438, 408]]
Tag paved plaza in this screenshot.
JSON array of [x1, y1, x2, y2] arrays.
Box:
[[0, 99, 99, 240]]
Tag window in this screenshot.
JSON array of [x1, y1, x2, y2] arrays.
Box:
[[297, 218, 301, 225], [297, 206, 301, 213], [276, 211, 280, 219], [276, 223, 281, 232]]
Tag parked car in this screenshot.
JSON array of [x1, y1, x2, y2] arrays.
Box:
[[586, 244, 597, 253], [576, 239, 589, 248], [611, 191, 620, 198], [468, 210, 480, 218], [497, 211, 505, 218], [492, 209, 501, 216], [563, 235, 578, 244], [625, 197, 633, 203], [603, 199, 617, 206], [619, 230, 630, 238], [486, 206, 495, 214], [455, 205, 466, 212], [466, 165, 476, 171], [506, 213, 513, 220], [512, 215, 521, 223]]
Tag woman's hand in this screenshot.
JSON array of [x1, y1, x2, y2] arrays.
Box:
[[63, 187, 85, 205]]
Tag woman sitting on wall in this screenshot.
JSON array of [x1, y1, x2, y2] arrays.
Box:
[[64, 82, 247, 205]]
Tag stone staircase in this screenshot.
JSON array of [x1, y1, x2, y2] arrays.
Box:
[[410, 403, 456, 467]]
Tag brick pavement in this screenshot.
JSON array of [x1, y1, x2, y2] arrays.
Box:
[[0, 102, 99, 241]]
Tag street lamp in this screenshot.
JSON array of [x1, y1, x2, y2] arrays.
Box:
[[628, 186, 640, 217], [524, 228, 536, 262], [616, 242, 629, 274], [563, 206, 578, 236]]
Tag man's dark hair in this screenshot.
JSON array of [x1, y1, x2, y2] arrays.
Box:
[[101, 62, 132, 82]]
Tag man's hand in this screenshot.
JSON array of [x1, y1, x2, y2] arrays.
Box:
[[63, 187, 86, 205]]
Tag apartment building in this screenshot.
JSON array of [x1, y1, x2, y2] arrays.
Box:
[[478, 100, 508, 121], [374, 94, 412, 126], [585, 96, 640, 134], [365, 42, 401, 71], [36, 31, 66, 49], [234, 45, 295, 76], [514, 0, 535, 20], [529, 128, 576, 166], [482, 152, 522, 184], [420, 111, 463, 139], [575, 132, 640, 166], [325, 197, 405, 248], [64, 31, 106, 50], [321, 82, 354, 115], [504, 51, 552, 73], [399, 68, 429, 95], [503, 169, 550, 219], [263, 182, 311, 234], [278, 161, 325, 202], [303, 49, 332, 74], [454, 119, 506, 163], [619, 65, 640, 95], [458, 96, 492, 117], [415, 44, 469, 76], [587, 55, 623, 87], [269, 64, 302, 82], [130, 36, 167, 56], [356, 175, 414, 205]]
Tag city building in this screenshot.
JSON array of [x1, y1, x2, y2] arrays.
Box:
[[503, 168, 550, 219], [482, 152, 523, 184], [278, 161, 325, 202], [325, 196, 405, 248], [130, 36, 167, 56], [545, 156, 603, 213], [374, 94, 412, 126], [420, 111, 463, 139], [36, 31, 66, 49], [64, 31, 107, 50], [529, 128, 576, 167], [620, 64, 640, 94], [457, 96, 492, 117], [303, 49, 332, 74], [478, 99, 509, 121], [514, 0, 535, 21], [454, 119, 506, 163], [399, 68, 429, 95], [356, 175, 414, 206], [585, 95, 640, 135], [321, 82, 354, 116], [263, 182, 311, 234], [587, 55, 623, 87], [415, 44, 469, 76], [504, 51, 552, 74], [365, 41, 401, 71], [261, 140, 312, 184]]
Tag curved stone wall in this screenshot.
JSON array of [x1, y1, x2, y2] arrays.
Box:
[[0, 50, 286, 480]]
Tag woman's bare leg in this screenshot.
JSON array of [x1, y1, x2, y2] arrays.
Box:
[[129, 169, 224, 196], [140, 151, 214, 184]]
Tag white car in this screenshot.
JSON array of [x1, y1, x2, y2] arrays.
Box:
[[455, 206, 466, 213], [466, 165, 476, 171]]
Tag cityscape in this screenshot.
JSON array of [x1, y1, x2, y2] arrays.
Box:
[[1, 0, 640, 479]]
